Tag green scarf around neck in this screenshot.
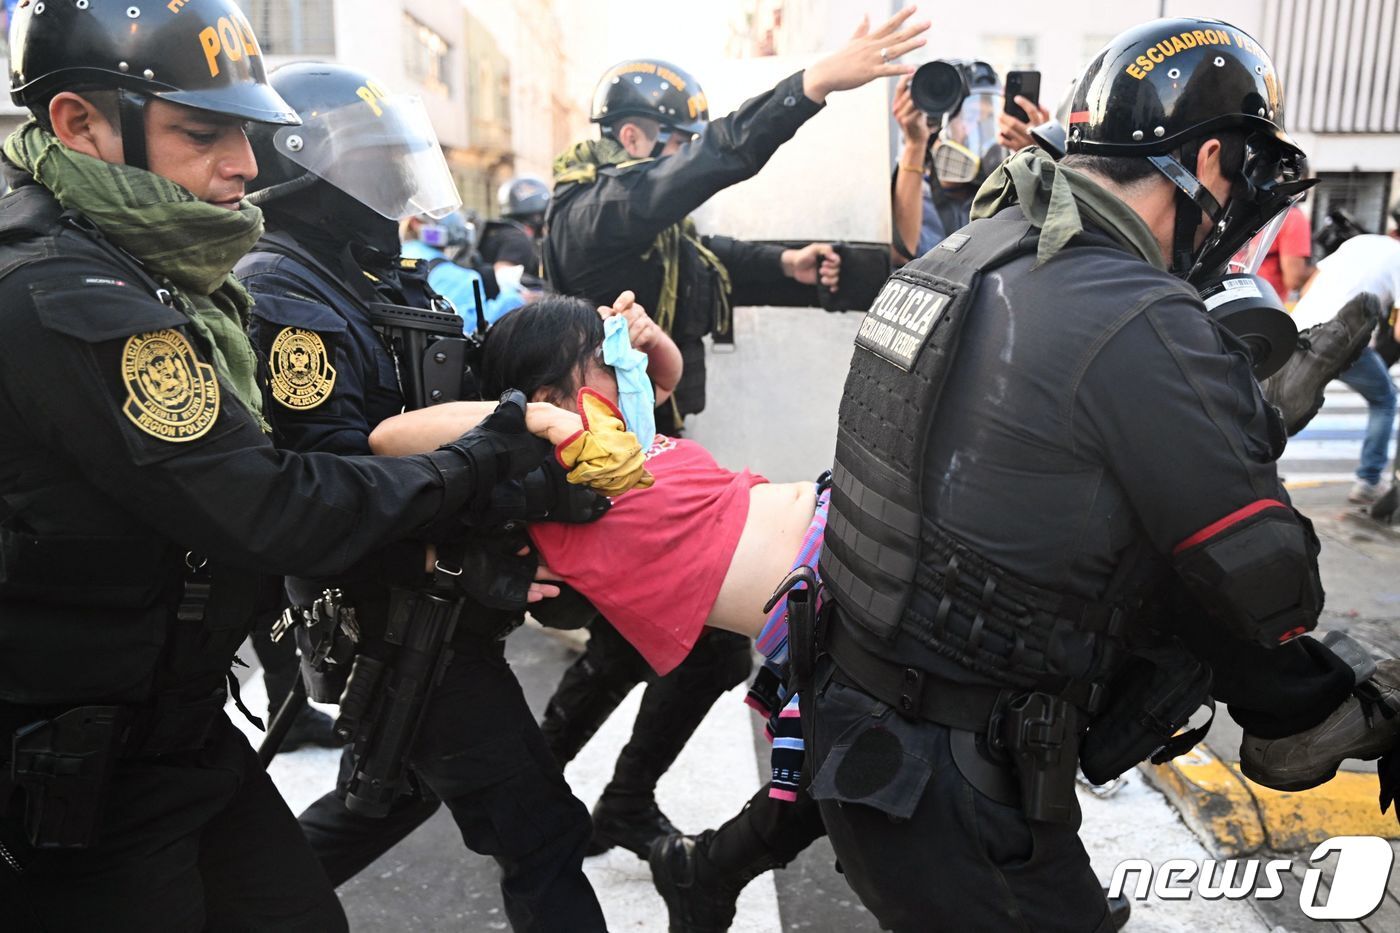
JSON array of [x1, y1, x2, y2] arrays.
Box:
[[971, 147, 1166, 272], [553, 138, 734, 338], [4, 122, 268, 426]]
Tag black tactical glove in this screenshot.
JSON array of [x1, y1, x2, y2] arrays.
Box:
[[437, 390, 551, 520], [434, 531, 537, 613], [529, 583, 600, 631], [468, 479, 528, 532], [524, 458, 611, 523]]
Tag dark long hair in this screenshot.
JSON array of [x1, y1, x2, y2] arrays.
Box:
[[480, 296, 605, 405]]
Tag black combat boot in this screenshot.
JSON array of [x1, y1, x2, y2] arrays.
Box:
[[585, 722, 683, 851], [650, 830, 755, 933], [650, 786, 824, 931]]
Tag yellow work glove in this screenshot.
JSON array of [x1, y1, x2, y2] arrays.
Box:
[[554, 388, 655, 495]]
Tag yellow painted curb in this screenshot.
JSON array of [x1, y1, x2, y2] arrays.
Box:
[[1139, 747, 1265, 857], [1232, 765, 1399, 851], [1282, 480, 1348, 490], [1141, 748, 1400, 855]]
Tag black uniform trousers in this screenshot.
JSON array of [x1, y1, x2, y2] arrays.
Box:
[[0, 714, 345, 933], [806, 634, 1356, 932], [541, 619, 754, 795], [297, 634, 605, 933]]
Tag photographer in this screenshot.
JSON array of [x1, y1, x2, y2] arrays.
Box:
[[891, 62, 1046, 265]]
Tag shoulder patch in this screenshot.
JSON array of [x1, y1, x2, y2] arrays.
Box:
[[268, 326, 337, 410], [121, 329, 220, 442], [855, 276, 952, 372]]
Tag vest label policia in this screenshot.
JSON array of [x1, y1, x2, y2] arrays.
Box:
[[856, 279, 949, 372]]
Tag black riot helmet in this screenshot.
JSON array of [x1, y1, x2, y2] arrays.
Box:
[[591, 58, 709, 151], [9, 0, 298, 170], [498, 175, 550, 224], [1066, 18, 1314, 286], [1029, 79, 1078, 160], [244, 62, 461, 222]]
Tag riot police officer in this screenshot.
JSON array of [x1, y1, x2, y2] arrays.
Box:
[[808, 18, 1398, 930], [480, 175, 550, 278], [538, 9, 930, 861], [236, 62, 607, 931], [0, 3, 560, 930]]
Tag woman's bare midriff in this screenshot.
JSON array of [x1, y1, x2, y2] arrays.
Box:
[[706, 481, 818, 640]]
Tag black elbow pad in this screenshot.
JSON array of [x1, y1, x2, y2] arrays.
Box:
[[1172, 501, 1323, 647]]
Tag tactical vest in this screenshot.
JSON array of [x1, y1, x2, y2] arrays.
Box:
[[0, 183, 272, 716], [822, 215, 1136, 700], [243, 233, 482, 409]]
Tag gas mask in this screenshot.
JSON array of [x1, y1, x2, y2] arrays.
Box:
[[932, 89, 1004, 189], [1152, 134, 1315, 378], [1199, 210, 1301, 379]]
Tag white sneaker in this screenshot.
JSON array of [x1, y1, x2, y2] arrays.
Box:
[[1349, 480, 1383, 504]]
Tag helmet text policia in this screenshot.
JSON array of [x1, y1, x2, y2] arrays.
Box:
[[1066, 17, 1314, 285], [9, 0, 298, 169]]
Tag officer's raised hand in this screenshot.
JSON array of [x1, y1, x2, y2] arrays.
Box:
[[802, 6, 930, 104]]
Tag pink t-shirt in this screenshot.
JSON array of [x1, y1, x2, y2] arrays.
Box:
[[529, 436, 766, 675]]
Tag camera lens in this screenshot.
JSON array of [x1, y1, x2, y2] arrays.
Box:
[[911, 61, 968, 117]]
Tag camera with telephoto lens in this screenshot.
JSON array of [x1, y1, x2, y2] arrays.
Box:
[[910, 58, 998, 117]]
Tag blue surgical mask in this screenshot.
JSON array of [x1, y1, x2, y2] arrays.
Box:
[[601, 315, 656, 451]]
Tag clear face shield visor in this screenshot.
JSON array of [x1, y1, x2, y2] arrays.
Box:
[[933, 89, 1001, 186], [1230, 209, 1291, 275], [273, 93, 462, 220], [1195, 143, 1314, 379], [1187, 135, 1313, 286]]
